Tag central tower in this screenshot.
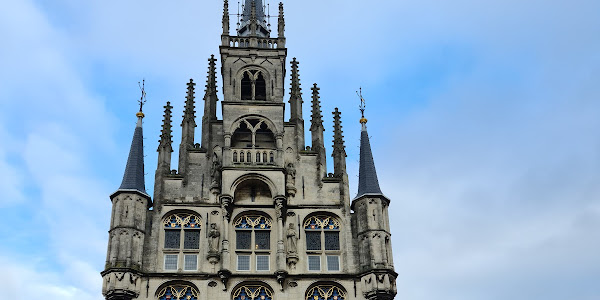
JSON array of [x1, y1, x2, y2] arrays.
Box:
[[101, 1, 397, 300]]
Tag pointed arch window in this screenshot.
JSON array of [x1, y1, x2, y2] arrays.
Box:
[[157, 284, 199, 300], [234, 215, 272, 271], [162, 213, 201, 271], [240, 70, 267, 101], [305, 284, 346, 300], [304, 215, 341, 271], [233, 284, 273, 300]]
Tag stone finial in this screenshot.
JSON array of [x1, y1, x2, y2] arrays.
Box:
[[158, 101, 173, 151], [278, 2, 285, 38], [222, 0, 230, 35], [205, 55, 218, 97], [182, 79, 197, 127], [310, 83, 323, 132], [289, 58, 303, 121], [332, 108, 346, 155]]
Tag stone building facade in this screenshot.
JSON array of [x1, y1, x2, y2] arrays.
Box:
[[101, 1, 397, 299]]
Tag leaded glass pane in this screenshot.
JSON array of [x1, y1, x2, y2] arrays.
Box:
[[256, 255, 269, 271], [233, 285, 273, 300], [255, 231, 270, 250], [184, 230, 200, 249], [327, 255, 340, 271], [158, 285, 199, 300], [325, 231, 340, 250], [237, 255, 250, 271], [306, 231, 321, 250], [164, 230, 181, 249], [164, 254, 178, 270], [308, 255, 321, 271], [236, 231, 252, 249], [184, 254, 197, 271]]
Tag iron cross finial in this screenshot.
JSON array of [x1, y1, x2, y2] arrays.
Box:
[[138, 79, 147, 112]]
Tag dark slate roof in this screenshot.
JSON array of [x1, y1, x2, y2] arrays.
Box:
[[117, 116, 147, 195], [356, 124, 383, 198]]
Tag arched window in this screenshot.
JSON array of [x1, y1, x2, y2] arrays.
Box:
[[233, 151, 238, 162], [240, 70, 267, 101], [233, 215, 272, 271], [305, 284, 346, 300], [304, 215, 341, 272], [162, 213, 201, 271], [157, 284, 199, 300], [232, 283, 273, 300]]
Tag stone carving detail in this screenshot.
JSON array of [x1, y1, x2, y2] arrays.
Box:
[[208, 223, 221, 253], [286, 163, 297, 197], [211, 153, 222, 194], [286, 223, 298, 254]]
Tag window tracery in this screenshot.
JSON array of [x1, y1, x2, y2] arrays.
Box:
[[162, 213, 201, 271], [241, 70, 267, 101], [234, 215, 272, 271], [305, 285, 346, 300], [304, 215, 341, 271], [157, 284, 199, 300], [232, 284, 273, 300]]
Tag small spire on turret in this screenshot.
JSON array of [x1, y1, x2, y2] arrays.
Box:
[[158, 101, 173, 151], [115, 82, 148, 196], [332, 108, 347, 177], [355, 88, 383, 198], [222, 0, 230, 35], [182, 79, 197, 127], [205, 55, 218, 97], [278, 2, 285, 38], [289, 58, 303, 120], [310, 83, 323, 131]]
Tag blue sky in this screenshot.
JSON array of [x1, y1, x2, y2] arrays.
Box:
[[1, 0, 599, 299]]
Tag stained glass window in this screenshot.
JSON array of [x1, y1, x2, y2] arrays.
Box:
[[256, 255, 269, 271], [165, 230, 180, 249], [308, 255, 321, 271], [164, 254, 178, 270], [184, 254, 197, 271], [184, 230, 200, 249], [324, 232, 340, 251], [326, 256, 340, 271], [306, 231, 321, 251], [237, 255, 250, 271], [255, 231, 270, 250], [157, 284, 199, 300], [232, 284, 273, 300], [305, 285, 346, 300], [236, 231, 252, 250]]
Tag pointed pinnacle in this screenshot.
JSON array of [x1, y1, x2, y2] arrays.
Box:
[[289, 58, 302, 99], [182, 79, 196, 125], [205, 55, 218, 96], [159, 101, 173, 149], [310, 83, 323, 130], [332, 108, 346, 153], [223, 0, 230, 34]]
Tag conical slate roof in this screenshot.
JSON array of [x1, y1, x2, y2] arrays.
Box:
[[117, 113, 147, 195], [356, 122, 383, 198]]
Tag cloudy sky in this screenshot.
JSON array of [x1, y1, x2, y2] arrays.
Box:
[[1, 0, 599, 299]]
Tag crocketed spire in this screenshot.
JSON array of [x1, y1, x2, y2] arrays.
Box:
[[289, 58, 303, 121], [310, 83, 323, 131], [118, 111, 147, 195], [158, 101, 173, 151]]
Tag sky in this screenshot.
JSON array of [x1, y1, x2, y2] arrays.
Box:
[[0, 0, 599, 299]]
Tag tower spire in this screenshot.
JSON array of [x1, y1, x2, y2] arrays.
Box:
[[116, 86, 148, 196], [355, 89, 383, 198], [238, 0, 269, 37], [310, 83, 323, 132], [202, 55, 219, 149]]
